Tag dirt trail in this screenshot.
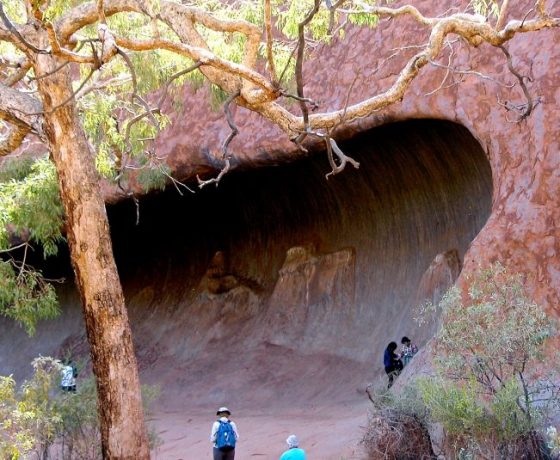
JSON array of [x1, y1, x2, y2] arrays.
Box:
[[152, 405, 369, 459]]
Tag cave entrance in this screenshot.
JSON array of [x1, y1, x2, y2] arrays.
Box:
[[104, 119, 492, 405], [0, 119, 493, 411]]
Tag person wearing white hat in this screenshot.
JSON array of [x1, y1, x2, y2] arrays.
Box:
[[279, 434, 306, 460], [210, 407, 239, 460]]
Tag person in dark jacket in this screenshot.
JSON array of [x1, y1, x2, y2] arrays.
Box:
[[383, 342, 403, 388]]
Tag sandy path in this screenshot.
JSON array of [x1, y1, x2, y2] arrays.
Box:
[[150, 402, 370, 460]]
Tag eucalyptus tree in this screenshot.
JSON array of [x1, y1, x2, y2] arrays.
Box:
[[0, 0, 558, 458]]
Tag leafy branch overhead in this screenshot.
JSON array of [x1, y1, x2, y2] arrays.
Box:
[[0, 0, 556, 186]]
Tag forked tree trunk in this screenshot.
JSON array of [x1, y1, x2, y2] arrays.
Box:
[[34, 55, 150, 459]]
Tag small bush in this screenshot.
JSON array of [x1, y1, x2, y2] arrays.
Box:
[[418, 263, 560, 459], [365, 264, 560, 459], [0, 356, 161, 459], [362, 384, 435, 460]]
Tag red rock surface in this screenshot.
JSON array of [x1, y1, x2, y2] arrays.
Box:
[[1, 1, 559, 458], [147, 0, 560, 318]]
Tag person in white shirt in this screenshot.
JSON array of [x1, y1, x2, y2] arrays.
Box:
[[210, 407, 239, 460], [60, 359, 76, 392]]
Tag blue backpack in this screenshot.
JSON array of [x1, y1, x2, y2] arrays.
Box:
[[216, 420, 236, 452]]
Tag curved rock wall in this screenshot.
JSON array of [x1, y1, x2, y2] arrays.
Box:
[[147, 0, 560, 317], [0, 120, 492, 407], [2, 0, 558, 415]]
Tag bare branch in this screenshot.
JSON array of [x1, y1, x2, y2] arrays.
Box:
[[156, 163, 194, 196], [254, 11, 559, 137], [428, 60, 514, 88], [3, 60, 32, 87], [264, 0, 277, 84], [280, 91, 319, 109], [277, 42, 298, 85], [157, 61, 203, 108], [340, 3, 436, 26], [30, 61, 71, 82], [40, 68, 96, 115], [326, 0, 346, 34], [75, 74, 131, 100], [496, 0, 510, 30], [97, 0, 108, 24], [295, 0, 322, 141], [57, 0, 262, 69], [325, 137, 360, 179], [197, 90, 241, 188], [116, 47, 159, 130], [498, 44, 534, 121], [0, 3, 47, 54], [113, 35, 276, 95]]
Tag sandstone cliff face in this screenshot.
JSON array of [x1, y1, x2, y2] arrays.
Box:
[[0, 0, 558, 425], [148, 0, 559, 319]]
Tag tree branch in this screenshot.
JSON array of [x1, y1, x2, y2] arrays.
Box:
[[3, 60, 32, 87], [0, 123, 31, 156], [113, 35, 276, 96], [264, 0, 277, 84], [498, 44, 534, 121], [325, 137, 360, 179], [496, 0, 510, 30], [0, 3, 47, 54], [0, 82, 43, 141], [197, 90, 241, 188], [295, 0, 322, 145]]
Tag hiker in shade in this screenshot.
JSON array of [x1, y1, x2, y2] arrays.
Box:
[[383, 341, 403, 388], [400, 336, 418, 366]]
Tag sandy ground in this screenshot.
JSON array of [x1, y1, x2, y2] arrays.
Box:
[[150, 401, 370, 460]]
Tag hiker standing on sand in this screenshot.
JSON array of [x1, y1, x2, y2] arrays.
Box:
[[210, 407, 239, 460], [279, 434, 307, 460]]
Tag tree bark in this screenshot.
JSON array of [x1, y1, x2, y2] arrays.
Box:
[[34, 54, 150, 459]]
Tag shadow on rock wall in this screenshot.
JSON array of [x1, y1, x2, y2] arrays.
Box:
[[0, 119, 492, 407]]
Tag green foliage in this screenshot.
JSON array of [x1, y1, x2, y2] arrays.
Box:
[[0, 357, 161, 459], [276, 1, 331, 41], [0, 260, 59, 336], [210, 83, 230, 110], [137, 163, 170, 192], [348, 11, 379, 28], [0, 157, 35, 183], [2, 0, 26, 24], [42, 0, 84, 22], [0, 158, 64, 256], [0, 157, 62, 335], [418, 377, 492, 439], [0, 357, 63, 459], [417, 263, 559, 457], [434, 263, 554, 382], [470, 0, 500, 17]]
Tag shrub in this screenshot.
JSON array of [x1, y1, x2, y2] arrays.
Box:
[[418, 263, 560, 459], [0, 357, 160, 459], [362, 384, 435, 460]]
